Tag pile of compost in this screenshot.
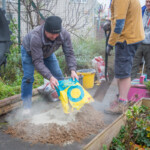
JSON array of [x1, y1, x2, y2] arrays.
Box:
[[5, 104, 105, 145]]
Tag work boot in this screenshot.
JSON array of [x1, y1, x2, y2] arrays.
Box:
[[21, 108, 31, 118], [22, 109, 31, 115], [109, 99, 119, 107], [109, 94, 120, 107], [128, 100, 136, 106], [104, 100, 128, 115]]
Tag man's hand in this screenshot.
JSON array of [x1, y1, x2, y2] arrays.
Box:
[[50, 76, 59, 89], [71, 70, 79, 81], [106, 45, 113, 56]]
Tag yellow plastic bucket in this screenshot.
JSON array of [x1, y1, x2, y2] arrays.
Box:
[[77, 69, 96, 89]]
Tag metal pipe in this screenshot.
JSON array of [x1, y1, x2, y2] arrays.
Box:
[[18, 0, 21, 48], [2, 0, 6, 10], [31, 1, 45, 20]]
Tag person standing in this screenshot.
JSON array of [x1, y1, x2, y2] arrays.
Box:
[[131, 0, 150, 80], [105, 0, 145, 114]]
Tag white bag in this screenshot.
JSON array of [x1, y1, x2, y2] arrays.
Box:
[[92, 56, 108, 81], [37, 79, 59, 102]]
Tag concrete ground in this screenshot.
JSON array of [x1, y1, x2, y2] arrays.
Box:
[[0, 78, 120, 150]]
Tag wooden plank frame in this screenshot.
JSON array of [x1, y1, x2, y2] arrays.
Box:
[[83, 98, 150, 150], [0, 89, 38, 115]]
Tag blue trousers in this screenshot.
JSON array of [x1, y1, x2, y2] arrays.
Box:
[[21, 46, 64, 108]]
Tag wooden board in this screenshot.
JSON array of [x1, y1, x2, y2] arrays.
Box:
[[83, 99, 150, 150], [0, 95, 39, 116], [0, 89, 38, 108]]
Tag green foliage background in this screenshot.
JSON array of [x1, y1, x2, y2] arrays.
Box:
[[0, 20, 105, 100], [145, 81, 150, 91], [109, 105, 150, 150]]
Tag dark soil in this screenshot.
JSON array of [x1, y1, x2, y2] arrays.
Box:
[[0, 54, 115, 149], [5, 104, 105, 145]]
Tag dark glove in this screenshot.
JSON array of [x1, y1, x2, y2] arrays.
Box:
[[103, 20, 111, 32], [106, 45, 113, 56], [117, 42, 124, 49]]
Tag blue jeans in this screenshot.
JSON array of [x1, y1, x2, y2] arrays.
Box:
[[21, 46, 64, 108]]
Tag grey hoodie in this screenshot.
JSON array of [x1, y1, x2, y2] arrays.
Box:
[[142, 9, 150, 44], [22, 24, 77, 80]]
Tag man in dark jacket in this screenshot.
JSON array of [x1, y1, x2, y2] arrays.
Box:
[[21, 16, 78, 113]]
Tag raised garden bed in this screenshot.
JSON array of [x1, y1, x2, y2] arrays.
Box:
[[83, 98, 150, 150], [0, 89, 38, 115], [2, 88, 149, 150]]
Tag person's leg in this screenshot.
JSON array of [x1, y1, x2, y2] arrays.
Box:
[[44, 53, 64, 80], [21, 46, 34, 109], [118, 77, 131, 101], [105, 42, 139, 114], [117, 42, 139, 102], [110, 78, 130, 107], [131, 45, 143, 80], [143, 45, 150, 79]]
